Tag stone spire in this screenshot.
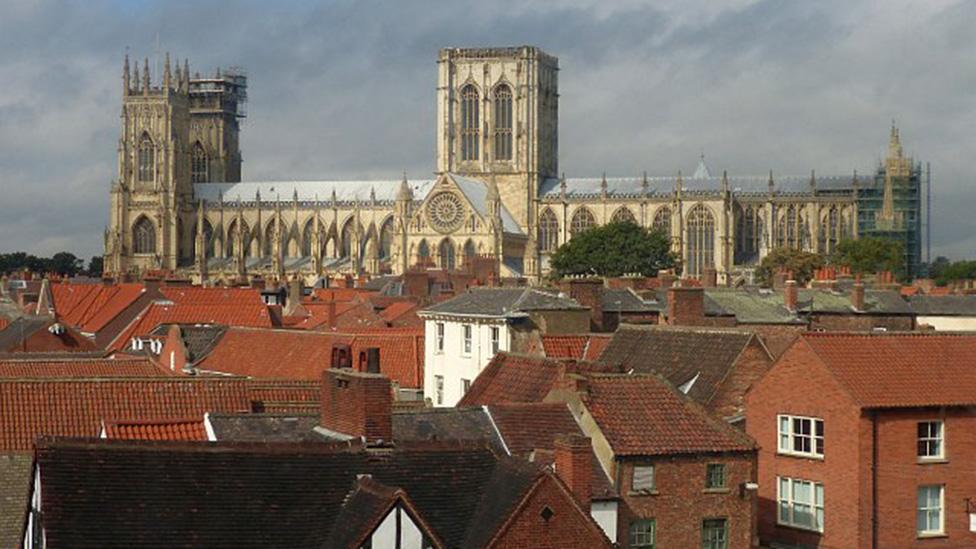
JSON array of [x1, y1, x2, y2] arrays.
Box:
[[396, 172, 413, 201], [163, 52, 171, 90], [888, 120, 903, 160], [559, 172, 567, 201], [767, 170, 775, 196], [600, 172, 608, 200], [721, 170, 729, 194], [123, 54, 130, 95], [809, 169, 816, 193], [183, 58, 190, 91], [675, 170, 683, 199], [641, 171, 649, 198], [142, 58, 150, 94]]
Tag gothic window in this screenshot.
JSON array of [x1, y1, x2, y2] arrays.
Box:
[[132, 216, 156, 254], [538, 208, 560, 252], [570, 207, 596, 237], [227, 220, 251, 258], [417, 239, 430, 266], [611, 207, 637, 225], [493, 84, 513, 161], [460, 84, 480, 161], [191, 142, 208, 183], [379, 218, 394, 260], [203, 219, 214, 259], [438, 238, 456, 271], [341, 219, 355, 258], [786, 207, 797, 248], [686, 204, 715, 278], [653, 206, 672, 236], [137, 134, 154, 183], [301, 220, 315, 258], [736, 205, 762, 263], [264, 221, 277, 257], [463, 239, 476, 263]]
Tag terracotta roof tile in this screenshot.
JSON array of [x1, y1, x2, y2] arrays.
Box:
[[101, 418, 208, 441], [583, 335, 612, 361], [111, 302, 272, 350], [458, 352, 617, 407], [0, 357, 172, 377], [801, 332, 976, 408], [541, 335, 588, 359], [379, 301, 418, 322], [159, 286, 264, 304], [51, 283, 145, 334], [583, 374, 755, 456], [0, 378, 251, 451]]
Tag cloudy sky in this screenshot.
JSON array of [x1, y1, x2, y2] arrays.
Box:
[[1, 0, 973, 260]]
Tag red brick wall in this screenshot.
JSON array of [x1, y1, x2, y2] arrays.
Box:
[[708, 338, 774, 420], [872, 408, 976, 548], [615, 453, 757, 549], [319, 369, 392, 442], [809, 313, 914, 332], [489, 475, 611, 548], [745, 340, 865, 548]]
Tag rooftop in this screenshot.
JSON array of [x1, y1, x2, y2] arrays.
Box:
[[420, 287, 585, 318]]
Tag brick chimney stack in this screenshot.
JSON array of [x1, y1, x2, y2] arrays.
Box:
[[851, 277, 865, 311], [784, 280, 798, 312], [666, 284, 704, 325], [403, 271, 430, 298], [320, 368, 392, 443], [553, 434, 592, 510], [568, 278, 604, 332], [701, 267, 718, 288], [657, 269, 676, 290]]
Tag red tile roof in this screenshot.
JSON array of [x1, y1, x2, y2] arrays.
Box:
[[541, 336, 588, 360], [194, 327, 424, 388], [379, 301, 418, 322], [801, 332, 976, 408], [0, 357, 172, 378], [246, 380, 320, 414], [159, 286, 264, 304], [101, 418, 208, 441], [582, 374, 755, 456], [51, 283, 145, 333], [458, 353, 616, 407], [584, 335, 611, 361], [0, 378, 251, 451], [111, 302, 272, 350], [0, 317, 8, 331]]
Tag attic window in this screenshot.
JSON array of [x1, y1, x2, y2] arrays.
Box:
[[540, 506, 554, 522], [336, 378, 350, 389]]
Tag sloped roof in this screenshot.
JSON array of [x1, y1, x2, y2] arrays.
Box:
[[393, 407, 505, 452], [420, 287, 585, 318], [324, 476, 436, 549], [909, 295, 976, 316], [458, 353, 567, 407], [599, 325, 763, 406], [449, 173, 523, 235], [583, 374, 756, 456], [0, 378, 251, 451], [101, 418, 208, 441], [538, 173, 860, 199], [801, 333, 976, 408], [207, 413, 322, 442], [193, 178, 436, 205], [194, 327, 424, 388], [50, 283, 145, 333], [34, 438, 551, 549], [150, 324, 227, 362], [0, 357, 172, 378], [111, 301, 272, 350], [0, 453, 32, 549], [602, 288, 657, 313], [540, 334, 613, 361]]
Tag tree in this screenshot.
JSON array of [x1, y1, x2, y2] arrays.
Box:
[[830, 237, 904, 278], [549, 221, 675, 278], [934, 260, 976, 286], [87, 256, 104, 277], [926, 256, 951, 280], [756, 247, 825, 286], [48, 252, 83, 276]]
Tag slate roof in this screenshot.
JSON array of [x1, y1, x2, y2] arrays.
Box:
[[420, 288, 585, 318], [599, 325, 765, 406], [0, 357, 171, 378], [539, 173, 860, 200], [34, 438, 552, 549], [800, 333, 976, 408], [193, 178, 436, 205], [0, 378, 251, 451], [909, 295, 976, 316], [150, 323, 227, 362], [208, 413, 322, 442], [450, 173, 523, 235], [324, 476, 436, 549], [101, 418, 209, 441], [602, 288, 657, 313], [583, 374, 756, 456], [0, 453, 32, 549], [392, 407, 505, 452]]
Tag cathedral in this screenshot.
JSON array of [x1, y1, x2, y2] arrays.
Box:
[[105, 46, 923, 284]]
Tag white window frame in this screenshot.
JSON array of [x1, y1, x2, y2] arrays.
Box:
[[629, 519, 655, 549], [917, 420, 944, 461], [777, 476, 824, 532], [490, 326, 500, 355], [777, 414, 824, 458], [632, 464, 655, 493], [434, 375, 444, 406], [435, 322, 445, 353], [917, 485, 944, 536], [462, 324, 472, 355]]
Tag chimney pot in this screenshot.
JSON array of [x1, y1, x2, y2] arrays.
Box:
[[784, 280, 798, 312], [851, 281, 865, 311]]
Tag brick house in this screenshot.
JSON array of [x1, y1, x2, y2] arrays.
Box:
[[547, 374, 759, 549], [746, 333, 976, 548]]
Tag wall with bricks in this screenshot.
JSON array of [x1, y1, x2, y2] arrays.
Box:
[[615, 453, 757, 549], [319, 368, 392, 441], [489, 474, 611, 548], [709, 338, 774, 420], [745, 339, 865, 548]]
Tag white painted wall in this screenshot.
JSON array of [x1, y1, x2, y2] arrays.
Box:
[[423, 317, 510, 406], [370, 505, 426, 548], [917, 316, 976, 332], [591, 500, 618, 544]]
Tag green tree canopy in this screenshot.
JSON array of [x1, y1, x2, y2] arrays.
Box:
[[87, 256, 105, 277], [549, 221, 675, 278], [756, 247, 826, 286], [933, 260, 976, 286], [830, 237, 904, 278]]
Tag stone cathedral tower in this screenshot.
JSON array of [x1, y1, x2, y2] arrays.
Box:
[[436, 47, 559, 277]]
